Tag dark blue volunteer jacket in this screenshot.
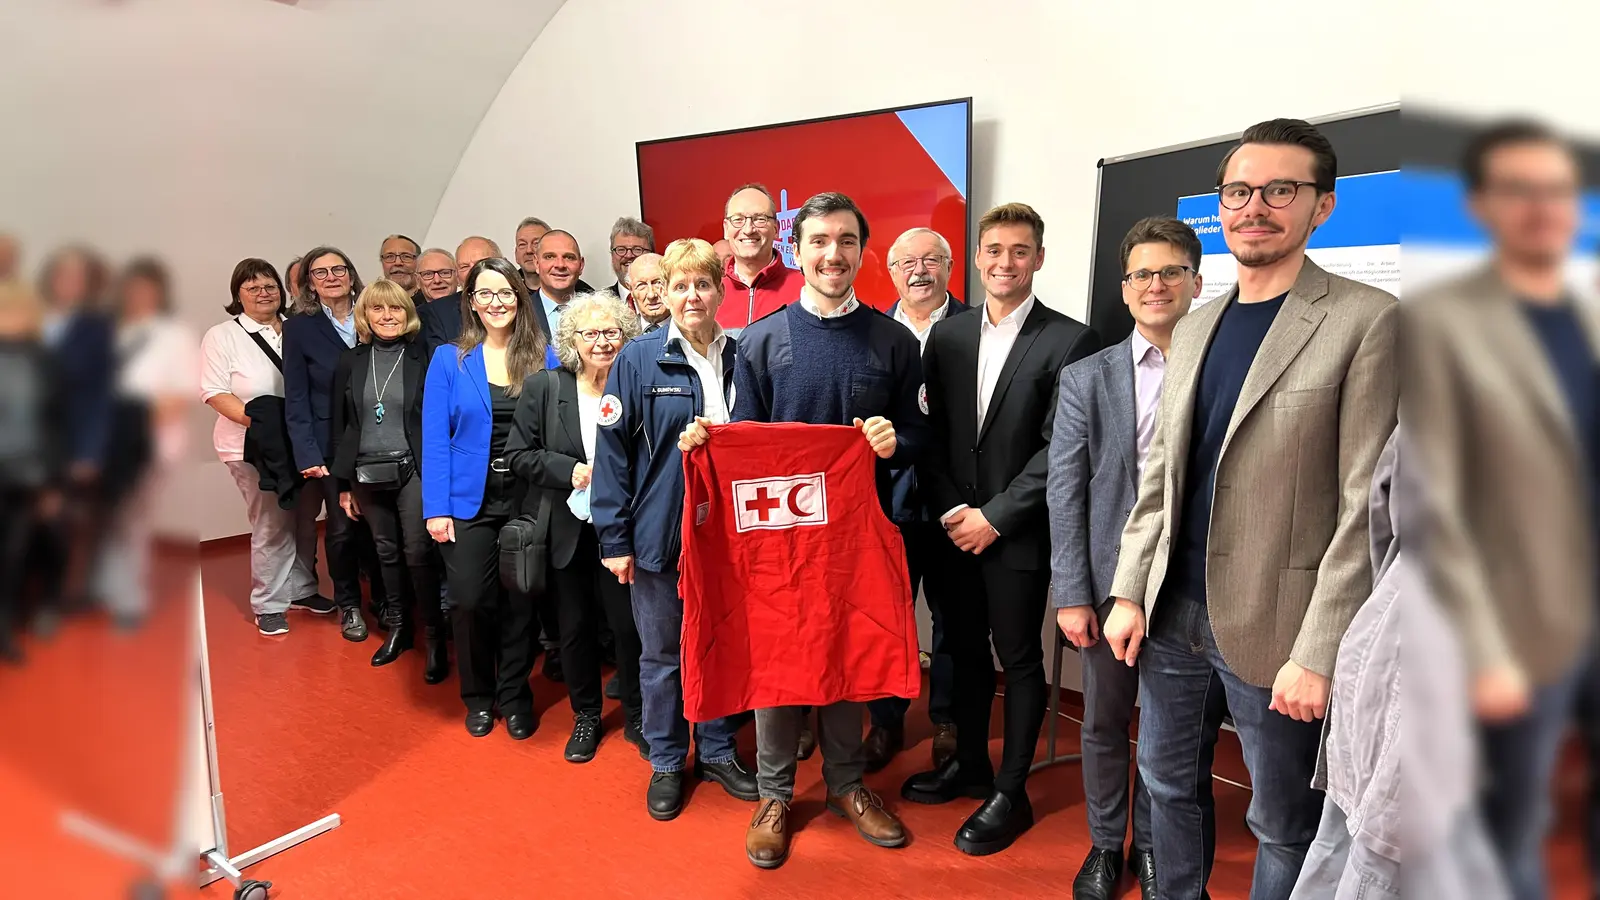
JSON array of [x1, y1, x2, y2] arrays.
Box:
[[592, 326, 737, 574]]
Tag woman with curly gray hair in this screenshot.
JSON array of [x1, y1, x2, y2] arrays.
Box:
[[506, 291, 646, 761]]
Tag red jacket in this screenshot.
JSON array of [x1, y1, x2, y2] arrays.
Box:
[[678, 421, 920, 722], [719, 252, 804, 330]]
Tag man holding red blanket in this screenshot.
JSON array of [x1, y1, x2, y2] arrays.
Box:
[[679, 191, 926, 869]]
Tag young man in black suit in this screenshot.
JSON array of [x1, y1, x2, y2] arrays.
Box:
[[901, 202, 1101, 856]]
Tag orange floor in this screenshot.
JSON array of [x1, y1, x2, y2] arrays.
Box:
[[0, 538, 1590, 898]]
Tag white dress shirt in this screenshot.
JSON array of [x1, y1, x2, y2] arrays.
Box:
[[199, 314, 287, 462], [941, 294, 1036, 533], [892, 295, 949, 351], [1130, 328, 1168, 478], [798, 288, 860, 319], [667, 320, 733, 424]]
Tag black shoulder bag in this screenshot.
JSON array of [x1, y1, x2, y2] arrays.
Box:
[[499, 371, 555, 597]]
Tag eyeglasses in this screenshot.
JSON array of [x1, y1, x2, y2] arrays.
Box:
[[1218, 180, 1320, 210], [242, 284, 280, 297], [892, 256, 948, 273], [725, 214, 777, 230], [418, 268, 453, 281], [380, 252, 417, 265], [309, 265, 349, 281], [611, 246, 650, 259], [631, 278, 666, 293], [1123, 265, 1195, 290], [471, 288, 517, 306], [578, 328, 623, 343]]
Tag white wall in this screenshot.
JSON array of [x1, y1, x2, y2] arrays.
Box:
[[428, 0, 1398, 322]]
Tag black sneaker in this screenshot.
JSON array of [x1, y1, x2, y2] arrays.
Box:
[[290, 594, 335, 615], [564, 711, 602, 763], [623, 715, 650, 760], [340, 608, 369, 642], [605, 674, 621, 700], [256, 613, 290, 636]]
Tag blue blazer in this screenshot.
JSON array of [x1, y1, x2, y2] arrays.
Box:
[[47, 311, 115, 467], [282, 311, 353, 471], [422, 341, 560, 520]]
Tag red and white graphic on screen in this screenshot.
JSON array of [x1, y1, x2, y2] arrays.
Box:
[[731, 473, 828, 533]]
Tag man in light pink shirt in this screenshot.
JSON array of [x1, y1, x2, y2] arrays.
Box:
[[1045, 215, 1201, 900]]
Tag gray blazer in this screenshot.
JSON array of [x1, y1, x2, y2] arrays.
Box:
[[1047, 335, 1140, 609]]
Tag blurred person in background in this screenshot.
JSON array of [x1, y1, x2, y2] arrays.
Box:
[[94, 258, 198, 628], [0, 279, 62, 662], [416, 247, 458, 303], [200, 259, 331, 637], [285, 255, 305, 303], [626, 252, 670, 333], [30, 245, 115, 629], [514, 217, 550, 294], [0, 232, 20, 280], [329, 279, 448, 681], [422, 257, 558, 739], [378, 234, 421, 298], [285, 245, 387, 642], [712, 239, 734, 270], [506, 292, 645, 763], [1403, 119, 1600, 900]]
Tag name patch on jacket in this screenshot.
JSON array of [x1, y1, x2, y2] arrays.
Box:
[[649, 385, 687, 396], [730, 473, 828, 533]]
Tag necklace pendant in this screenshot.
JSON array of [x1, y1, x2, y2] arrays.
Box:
[[373, 401, 385, 424]]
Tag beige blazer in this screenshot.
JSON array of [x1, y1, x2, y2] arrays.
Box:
[[1401, 265, 1598, 686], [1109, 257, 1399, 687]]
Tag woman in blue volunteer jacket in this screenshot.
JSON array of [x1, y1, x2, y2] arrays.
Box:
[[422, 256, 559, 739], [592, 238, 759, 821]]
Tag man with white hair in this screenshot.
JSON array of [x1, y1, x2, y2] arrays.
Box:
[[605, 217, 655, 300], [415, 248, 459, 303], [627, 252, 671, 332], [418, 235, 501, 352]]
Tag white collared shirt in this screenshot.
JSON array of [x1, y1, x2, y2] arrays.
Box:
[[892, 295, 948, 351], [200, 314, 286, 461], [667, 320, 732, 424], [1129, 328, 1168, 478], [798, 288, 860, 319], [976, 294, 1035, 431]]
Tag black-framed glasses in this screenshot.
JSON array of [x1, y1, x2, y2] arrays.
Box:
[[892, 255, 949, 273], [417, 268, 453, 281], [578, 328, 623, 343], [611, 246, 649, 259], [1218, 180, 1320, 210], [309, 265, 349, 280], [471, 288, 517, 306], [380, 252, 417, 265], [1123, 265, 1195, 290], [725, 214, 776, 229]]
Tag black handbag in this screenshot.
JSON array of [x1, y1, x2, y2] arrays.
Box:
[[355, 450, 412, 489], [498, 370, 559, 596]]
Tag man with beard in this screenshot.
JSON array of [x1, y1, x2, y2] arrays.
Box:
[[378, 234, 421, 299], [627, 252, 671, 332], [1101, 118, 1398, 900]]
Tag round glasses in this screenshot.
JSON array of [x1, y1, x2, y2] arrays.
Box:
[[309, 265, 349, 281], [1217, 180, 1319, 210], [578, 328, 623, 343], [471, 288, 517, 306], [1123, 265, 1195, 291]]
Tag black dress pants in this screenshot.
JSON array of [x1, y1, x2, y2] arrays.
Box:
[[933, 541, 1051, 795], [299, 474, 385, 611], [550, 524, 642, 717], [352, 474, 442, 630], [443, 491, 536, 717]]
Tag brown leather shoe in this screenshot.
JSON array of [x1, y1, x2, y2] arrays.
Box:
[[863, 724, 905, 773], [931, 723, 957, 769], [746, 798, 791, 869], [827, 787, 907, 848], [797, 717, 817, 760]]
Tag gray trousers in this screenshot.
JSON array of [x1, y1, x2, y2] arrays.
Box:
[[755, 702, 866, 802], [1079, 596, 1153, 852], [226, 461, 317, 616]]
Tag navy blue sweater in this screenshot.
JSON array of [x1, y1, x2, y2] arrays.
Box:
[[1164, 293, 1286, 606], [1522, 298, 1600, 530], [731, 301, 927, 510]]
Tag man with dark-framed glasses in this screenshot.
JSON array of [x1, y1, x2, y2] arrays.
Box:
[[379, 234, 421, 297], [718, 183, 804, 331], [1101, 118, 1398, 900], [1047, 215, 1201, 900], [605, 217, 655, 301]]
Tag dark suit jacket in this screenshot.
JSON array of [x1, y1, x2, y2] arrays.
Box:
[[47, 310, 115, 467], [1046, 334, 1140, 608], [328, 338, 429, 490], [885, 293, 970, 522], [504, 367, 588, 570], [419, 292, 463, 354], [922, 297, 1102, 570], [242, 395, 304, 509], [282, 311, 355, 471]]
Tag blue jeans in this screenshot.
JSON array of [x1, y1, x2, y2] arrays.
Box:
[[868, 521, 953, 728], [631, 567, 744, 773], [1137, 599, 1324, 900]]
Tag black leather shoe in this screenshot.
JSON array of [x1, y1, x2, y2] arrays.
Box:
[[955, 789, 1033, 856], [565, 711, 602, 762], [340, 607, 368, 642], [900, 758, 994, 805], [623, 714, 650, 760], [647, 771, 685, 821], [465, 710, 494, 738], [506, 712, 536, 741], [1072, 846, 1125, 900], [863, 723, 905, 773], [696, 754, 760, 801], [423, 628, 449, 684], [1129, 846, 1156, 900], [604, 674, 621, 700], [796, 716, 816, 760], [369, 624, 412, 667]]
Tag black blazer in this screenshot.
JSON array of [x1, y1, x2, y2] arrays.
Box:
[[242, 395, 304, 510], [419, 292, 463, 354], [922, 297, 1102, 570], [504, 367, 588, 570], [328, 338, 429, 489]]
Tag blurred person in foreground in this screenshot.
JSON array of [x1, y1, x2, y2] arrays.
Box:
[[0, 233, 20, 280], [95, 258, 198, 628], [1403, 118, 1600, 900], [0, 279, 62, 662]]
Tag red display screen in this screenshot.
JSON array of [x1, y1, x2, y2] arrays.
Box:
[[636, 99, 971, 314]]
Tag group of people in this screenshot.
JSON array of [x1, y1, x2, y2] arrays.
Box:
[[189, 111, 1598, 900]]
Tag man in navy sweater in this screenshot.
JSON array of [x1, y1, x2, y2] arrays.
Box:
[[680, 191, 923, 869]]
